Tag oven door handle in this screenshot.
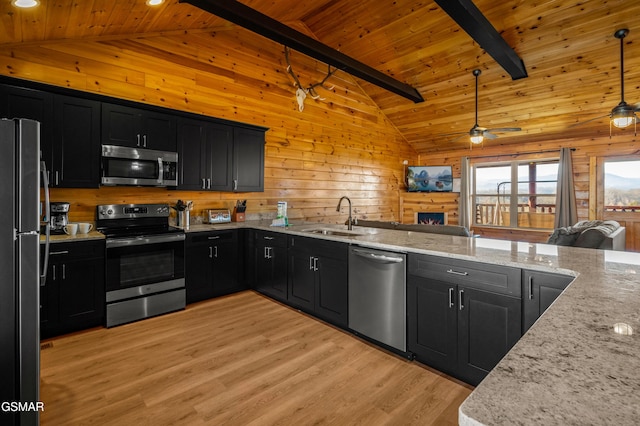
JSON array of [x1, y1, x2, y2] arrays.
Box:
[[106, 233, 185, 248]]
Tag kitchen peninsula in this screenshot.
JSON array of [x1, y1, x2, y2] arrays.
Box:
[[182, 220, 640, 425]]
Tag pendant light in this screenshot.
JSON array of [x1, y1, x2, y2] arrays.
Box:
[[610, 29, 637, 134]]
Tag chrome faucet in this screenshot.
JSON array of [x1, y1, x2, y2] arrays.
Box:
[[336, 196, 353, 230]]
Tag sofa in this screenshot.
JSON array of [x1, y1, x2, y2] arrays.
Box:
[[546, 220, 626, 250], [353, 219, 471, 237]]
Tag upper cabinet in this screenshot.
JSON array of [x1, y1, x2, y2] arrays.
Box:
[[102, 103, 177, 152], [233, 127, 265, 192], [1, 77, 266, 192], [52, 96, 101, 188], [177, 118, 265, 192], [0, 84, 100, 188]]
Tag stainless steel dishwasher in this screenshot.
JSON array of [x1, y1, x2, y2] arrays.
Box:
[[348, 246, 407, 352]]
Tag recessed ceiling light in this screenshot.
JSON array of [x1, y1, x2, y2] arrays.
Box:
[[146, 0, 165, 5], [12, 0, 39, 8]]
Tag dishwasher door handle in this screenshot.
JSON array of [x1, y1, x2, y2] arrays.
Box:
[[351, 248, 404, 264]]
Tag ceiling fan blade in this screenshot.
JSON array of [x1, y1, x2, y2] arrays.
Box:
[[483, 132, 499, 139], [633, 102, 640, 111], [568, 114, 609, 128], [435, 131, 468, 137], [448, 134, 468, 144], [486, 127, 521, 132]]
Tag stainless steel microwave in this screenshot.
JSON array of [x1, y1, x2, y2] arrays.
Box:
[[101, 145, 178, 187]]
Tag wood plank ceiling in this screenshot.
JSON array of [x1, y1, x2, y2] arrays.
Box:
[[2, 0, 640, 154]]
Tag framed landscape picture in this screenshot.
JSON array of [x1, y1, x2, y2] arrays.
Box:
[[406, 166, 453, 192]]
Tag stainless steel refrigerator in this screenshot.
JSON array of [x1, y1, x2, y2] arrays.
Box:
[[1, 118, 50, 426]]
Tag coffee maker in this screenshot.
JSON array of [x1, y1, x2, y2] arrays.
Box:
[[50, 202, 70, 234]]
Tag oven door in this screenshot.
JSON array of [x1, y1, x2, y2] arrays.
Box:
[[105, 233, 185, 296]]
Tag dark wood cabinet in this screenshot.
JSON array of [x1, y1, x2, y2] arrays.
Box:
[[0, 84, 100, 188], [52, 95, 101, 188], [522, 270, 573, 333], [40, 240, 105, 339], [185, 230, 242, 304], [177, 119, 264, 192], [407, 253, 522, 385], [288, 236, 348, 328], [232, 127, 265, 192], [177, 118, 233, 190], [253, 231, 288, 302], [102, 103, 176, 152], [457, 286, 521, 385]]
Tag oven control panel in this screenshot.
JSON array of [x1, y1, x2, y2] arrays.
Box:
[[97, 204, 170, 220]]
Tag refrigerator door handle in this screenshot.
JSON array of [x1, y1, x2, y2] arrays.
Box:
[[40, 160, 51, 286]]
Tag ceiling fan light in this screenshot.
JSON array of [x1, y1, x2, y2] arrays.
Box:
[[611, 103, 636, 128], [470, 135, 484, 144], [146, 0, 164, 6], [12, 0, 39, 8]]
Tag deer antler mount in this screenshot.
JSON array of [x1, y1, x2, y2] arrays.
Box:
[[284, 46, 337, 112]]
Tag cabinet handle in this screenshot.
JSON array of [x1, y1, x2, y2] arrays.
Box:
[[448, 287, 455, 308], [459, 289, 464, 311], [214, 246, 218, 258], [233, 179, 238, 191], [62, 264, 66, 280], [209, 246, 213, 259], [309, 256, 314, 271], [264, 246, 273, 259], [52, 264, 56, 281], [55, 171, 59, 186], [207, 236, 220, 240], [143, 134, 147, 147], [313, 257, 318, 272], [202, 178, 206, 189], [447, 269, 468, 276], [528, 275, 534, 300], [207, 178, 211, 189], [263, 236, 274, 240], [50, 250, 69, 255], [136, 134, 141, 147]]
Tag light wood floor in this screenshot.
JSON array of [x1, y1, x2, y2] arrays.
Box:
[[40, 291, 473, 425]]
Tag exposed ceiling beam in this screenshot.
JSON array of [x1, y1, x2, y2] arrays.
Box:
[[179, 0, 424, 103], [434, 0, 528, 80]]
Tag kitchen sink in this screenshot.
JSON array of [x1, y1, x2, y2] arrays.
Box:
[[301, 228, 365, 237]]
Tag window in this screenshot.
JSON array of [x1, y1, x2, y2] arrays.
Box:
[[603, 159, 640, 212], [473, 159, 558, 229]]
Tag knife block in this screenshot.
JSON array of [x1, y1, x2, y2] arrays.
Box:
[[232, 208, 245, 222]]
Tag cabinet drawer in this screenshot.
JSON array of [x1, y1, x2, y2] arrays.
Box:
[[289, 235, 348, 259], [187, 230, 237, 245], [44, 240, 105, 260], [408, 254, 521, 297], [254, 230, 287, 248]]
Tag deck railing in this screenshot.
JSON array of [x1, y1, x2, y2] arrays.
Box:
[[475, 203, 556, 228]]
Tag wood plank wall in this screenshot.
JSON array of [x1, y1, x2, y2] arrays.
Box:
[[420, 137, 640, 250], [1, 27, 639, 249], [0, 27, 417, 225]]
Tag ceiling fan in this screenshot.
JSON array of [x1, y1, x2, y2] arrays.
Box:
[[573, 29, 640, 136], [444, 69, 521, 147]]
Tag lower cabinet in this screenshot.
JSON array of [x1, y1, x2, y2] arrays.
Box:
[[253, 230, 288, 302], [288, 236, 348, 328], [522, 269, 573, 333], [407, 253, 522, 385], [185, 230, 242, 303], [40, 240, 105, 339]]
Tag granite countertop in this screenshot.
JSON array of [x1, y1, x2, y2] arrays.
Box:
[[40, 230, 105, 243], [65, 220, 640, 423], [207, 221, 638, 425]]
